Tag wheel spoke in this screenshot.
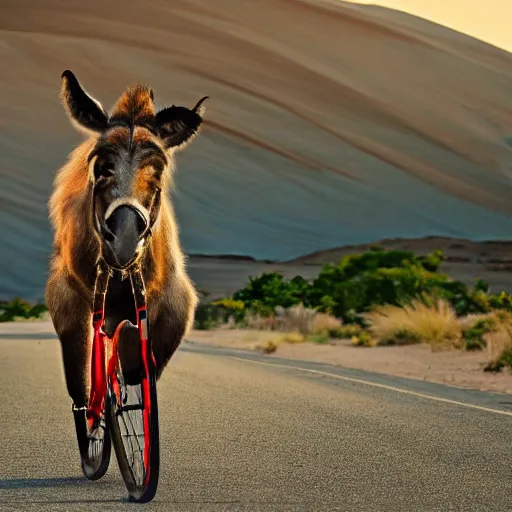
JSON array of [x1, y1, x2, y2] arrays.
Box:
[[108, 362, 159, 502]]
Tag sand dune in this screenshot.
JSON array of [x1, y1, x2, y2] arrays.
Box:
[[1, 0, 512, 300]]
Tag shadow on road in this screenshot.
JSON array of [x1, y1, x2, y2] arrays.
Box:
[[0, 476, 90, 489], [0, 476, 127, 504]]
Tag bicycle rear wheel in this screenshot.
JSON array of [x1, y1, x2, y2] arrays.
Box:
[[72, 261, 112, 480], [72, 405, 111, 480], [107, 319, 160, 503]]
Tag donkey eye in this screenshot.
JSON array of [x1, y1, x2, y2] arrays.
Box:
[[94, 160, 114, 181]]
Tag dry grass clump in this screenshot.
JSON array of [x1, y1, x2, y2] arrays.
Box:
[[244, 312, 278, 331], [485, 330, 512, 371], [281, 331, 306, 344], [275, 304, 345, 338], [228, 303, 350, 342], [312, 313, 343, 334], [329, 324, 363, 339], [275, 304, 317, 334], [256, 339, 279, 354], [484, 312, 512, 372], [241, 304, 364, 347], [364, 298, 463, 350], [350, 331, 376, 347], [458, 313, 491, 331], [271, 329, 331, 346]]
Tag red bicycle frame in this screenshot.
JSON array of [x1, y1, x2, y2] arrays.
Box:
[[86, 264, 109, 430], [86, 264, 155, 484]]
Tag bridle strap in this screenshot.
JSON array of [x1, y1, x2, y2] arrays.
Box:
[[92, 263, 148, 330], [147, 188, 161, 229], [92, 261, 110, 325], [129, 265, 147, 312]]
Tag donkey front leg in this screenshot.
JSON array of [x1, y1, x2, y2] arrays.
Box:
[[46, 272, 92, 408], [149, 277, 198, 379]]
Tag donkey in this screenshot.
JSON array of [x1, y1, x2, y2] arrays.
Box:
[[46, 70, 205, 409]]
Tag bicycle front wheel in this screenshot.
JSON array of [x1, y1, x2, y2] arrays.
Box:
[[107, 321, 160, 503]]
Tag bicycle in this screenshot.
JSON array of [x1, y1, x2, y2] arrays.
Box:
[[72, 263, 159, 503]]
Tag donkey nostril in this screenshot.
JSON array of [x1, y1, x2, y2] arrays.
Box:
[[106, 215, 116, 234], [104, 230, 115, 243], [136, 214, 147, 236]]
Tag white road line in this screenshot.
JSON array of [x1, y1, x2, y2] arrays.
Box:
[[227, 356, 512, 417]]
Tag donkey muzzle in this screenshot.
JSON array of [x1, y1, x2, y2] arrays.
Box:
[[103, 200, 150, 269]]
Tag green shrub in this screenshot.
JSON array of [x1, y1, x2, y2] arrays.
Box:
[[417, 249, 445, 272], [0, 299, 48, 322], [351, 331, 375, 347], [462, 317, 497, 350], [233, 272, 309, 314], [488, 291, 512, 311], [377, 327, 422, 346], [194, 304, 226, 330], [474, 279, 489, 293], [212, 298, 245, 310], [229, 248, 512, 329], [310, 260, 452, 323], [211, 298, 246, 323], [308, 332, 330, 344], [496, 349, 512, 371], [28, 303, 48, 319], [327, 324, 362, 339], [484, 330, 512, 373]]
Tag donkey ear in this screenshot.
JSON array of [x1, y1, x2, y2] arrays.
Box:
[[155, 96, 208, 150], [60, 70, 109, 135]]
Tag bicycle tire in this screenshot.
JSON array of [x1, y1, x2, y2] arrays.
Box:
[[107, 333, 160, 503], [72, 405, 112, 480]]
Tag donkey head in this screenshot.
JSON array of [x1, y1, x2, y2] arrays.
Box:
[[60, 70, 207, 270]]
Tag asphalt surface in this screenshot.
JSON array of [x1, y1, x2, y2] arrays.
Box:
[[1, 327, 512, 511]]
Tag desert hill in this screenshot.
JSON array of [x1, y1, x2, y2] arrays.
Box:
[[1, 0, 511, 300]]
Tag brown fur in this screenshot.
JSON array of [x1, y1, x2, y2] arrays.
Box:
[[46, 77, 201, 407], [110, 85, 156, 128]]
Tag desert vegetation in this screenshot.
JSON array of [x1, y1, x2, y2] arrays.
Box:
[[3, 247, 511, 374], [195, 247, 512, 372], [0, 298, 48, 322]]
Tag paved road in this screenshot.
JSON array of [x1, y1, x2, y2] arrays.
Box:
[[1, 325, 512, 511]]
